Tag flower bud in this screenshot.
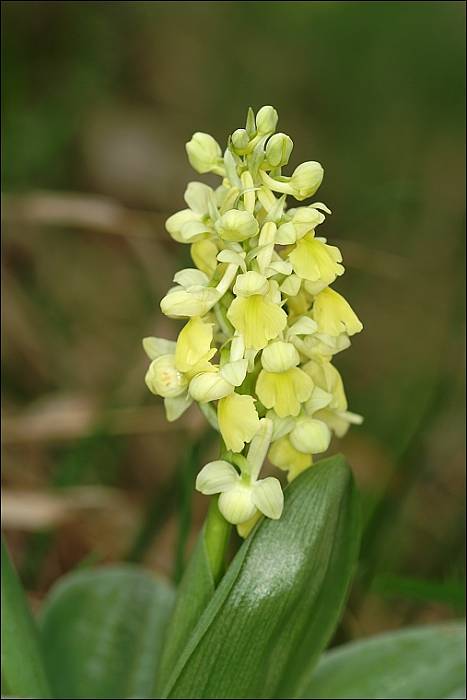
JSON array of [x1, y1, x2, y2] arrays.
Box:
[[189, 370, 234, 403], [289, 416, 331, 454], [266, 133, 293, 168], [256, 106, 278, 135], [289, 161, 324, 200], [231, 128, 250, 153], [261, 341, 300, 373], [233, 271, 269, 297], [215, 209, 259, 242], [186, 132, 222, 174], [218, 484, 257, 525], [145, 355, 188, 398]]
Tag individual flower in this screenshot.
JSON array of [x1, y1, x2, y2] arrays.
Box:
[[289, 235, 344, 294], [143, 316, 216, 420], [227, 272, 287, 350], [256, 341, 313, 417], [196, 418, 283, 525], [186, 132, 223, 174], [261, 161, 324, 201]]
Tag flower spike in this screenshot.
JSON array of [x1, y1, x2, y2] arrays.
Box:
[[143, 106, 363, 533]]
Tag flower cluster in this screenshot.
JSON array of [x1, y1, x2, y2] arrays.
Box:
[[143, 106, 363, 534]]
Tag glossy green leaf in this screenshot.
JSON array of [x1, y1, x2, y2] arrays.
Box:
[[301, 622, 466, 699], [159, 495, 232, 688], [158, 531, 215, 689], [40, 565, 174, 699], [161, 453, 360, 699], [1, 538, 52, 699]]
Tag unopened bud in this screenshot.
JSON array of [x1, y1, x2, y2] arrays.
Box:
[[266, 133, 293, 168], [256, 106, 278, 135], [186, 132, 222, 174]]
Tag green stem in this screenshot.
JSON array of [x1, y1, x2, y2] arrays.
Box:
[[204, 496, 232, 585]]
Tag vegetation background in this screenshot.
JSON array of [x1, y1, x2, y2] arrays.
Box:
[[2, 0, 465, 640]]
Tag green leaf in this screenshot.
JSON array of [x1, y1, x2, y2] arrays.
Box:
[[1, 538, 52, 699], [300, 622, 466, 699], [157, 532, 215, 690], [40, 565, 175, 699], [158, 496, 232, 690], [161, 453, 360, 699]]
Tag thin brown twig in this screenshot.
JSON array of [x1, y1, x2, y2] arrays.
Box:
[[2, 190, 169, 241], [2, 399, 205, 445], [2, 190, 410, 278]]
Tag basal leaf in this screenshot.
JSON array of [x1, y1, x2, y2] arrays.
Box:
[[1, 538, 52, 699], [157, 532, 215, 689], [301, 622, 466, 699], [40, 565, 174, 699], [162, 453, 360, 699]]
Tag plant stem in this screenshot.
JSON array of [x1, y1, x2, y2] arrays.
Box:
[[204, 496, 232, 585]]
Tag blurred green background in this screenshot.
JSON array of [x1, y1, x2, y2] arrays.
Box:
[[1, 1, 465, 636]]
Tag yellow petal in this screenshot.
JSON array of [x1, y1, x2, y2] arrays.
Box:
[[218, 392, 260, 453], [190, 239, 218, 276], [237, 511, 262, 539], [268, 436, 312, 482], [227, 295, 287, 350], [313, 287, 363, 337], [175, 317, 214, 375], [286, 288, 311, 316], [289, 234, 344, 289], [256, 368, 313, 418]]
